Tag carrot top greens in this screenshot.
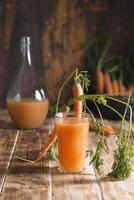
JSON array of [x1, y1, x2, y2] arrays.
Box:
[[56, 68, 133, 179], [16, 67, 133, 180]]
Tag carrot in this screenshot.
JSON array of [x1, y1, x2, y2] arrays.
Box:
[[16, 106, 70, 163], [104, 71, 113, 95], [96, 69, 104, 94], [73, 83, 83, 118], [89, 122, 114, 137], [117, 82, 120, 93], [127, 86, 134, 95], [112, 79, 119, 95], [118, 82, 126, 94], [103, 125, 114, 137]]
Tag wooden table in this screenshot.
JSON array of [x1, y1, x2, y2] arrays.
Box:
[[0, 110, 134, 200]]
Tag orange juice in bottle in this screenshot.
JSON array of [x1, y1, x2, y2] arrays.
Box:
[[6, 36, 49, 129]]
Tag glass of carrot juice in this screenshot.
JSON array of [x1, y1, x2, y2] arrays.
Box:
[[55, 112, 89, 173]]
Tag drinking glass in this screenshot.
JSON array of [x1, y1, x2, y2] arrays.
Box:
[[55, 112, 89, 173]]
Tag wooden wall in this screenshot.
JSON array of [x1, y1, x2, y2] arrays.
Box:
[[0, 0, 134, 107]]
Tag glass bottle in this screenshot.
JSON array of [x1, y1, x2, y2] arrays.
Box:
[[6, 36, 49, 129]]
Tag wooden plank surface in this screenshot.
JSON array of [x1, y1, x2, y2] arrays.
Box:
[[0, 130, 17, 189], [0, 111, 134, 200], [1, 120, 51, 199], [0, 110, 20, 196], [0, 193, 2, 200], [1, 189, 49, 200], [51, 159, 102, 200]]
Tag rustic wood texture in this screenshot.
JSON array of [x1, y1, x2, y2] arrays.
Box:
[[2, 121, 51, 194], [0, 1, 134, 106], [51, 158, 102, 200], [0, 110, 134, 199], [1, 190, 49, 200], [0, 129, 19, 192]]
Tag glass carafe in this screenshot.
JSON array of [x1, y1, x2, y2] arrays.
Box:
[[6, 36, 49, 129]]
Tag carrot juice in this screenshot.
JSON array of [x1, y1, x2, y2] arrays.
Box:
[[7, 98, 49, 129], [56, 115, 89, 173]]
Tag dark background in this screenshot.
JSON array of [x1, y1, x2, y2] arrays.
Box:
[[0, 0, 134, 107]]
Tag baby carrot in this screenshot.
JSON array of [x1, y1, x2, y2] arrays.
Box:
[[96, 69, 104, 94], [118, 82, 126, 94], [127, 86, 134, 95], [73, 83, 83, 118], [112, 79, 119, 95], [16, 106, 70, 163], [89, 122, 114, 137], [104, 71, 113, 95], [103, 125, 114, 137]]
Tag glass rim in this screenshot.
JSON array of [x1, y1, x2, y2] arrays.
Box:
[[55, 111, 90, 120]]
